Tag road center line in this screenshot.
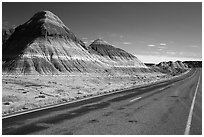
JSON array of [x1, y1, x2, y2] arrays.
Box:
[[129, 97, 142, 102], [184, 76, 200, 135]]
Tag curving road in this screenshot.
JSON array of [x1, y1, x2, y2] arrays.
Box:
[[2, 68, 202, 135]]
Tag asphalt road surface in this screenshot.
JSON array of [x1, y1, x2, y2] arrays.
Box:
[[2, 68, 202, 135]]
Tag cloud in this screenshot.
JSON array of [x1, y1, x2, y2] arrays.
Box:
[[120, 35, 124, 38], [123, 42, 132, 45], [147, 44, 156, 47], [160, 43, 167, 46], [179, 52, 184, 55], [189, 45, 199, 48], [136, 54, 201, 64], [166, 51, 176, 55]]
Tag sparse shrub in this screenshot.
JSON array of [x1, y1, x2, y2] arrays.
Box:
[[83, 95, 87, 98], [3, 102, 10, 105], [52, 81, 57, 84], [38, 95, 45, 98], [77, 91, 83, 94], [22, 106, 29, 110], [62, 98, 67, 102]]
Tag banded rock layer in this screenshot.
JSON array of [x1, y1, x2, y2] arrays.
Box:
[[3, 11, 148, 75], [88, 39, 149, 73], [155, 61, 188, 75]]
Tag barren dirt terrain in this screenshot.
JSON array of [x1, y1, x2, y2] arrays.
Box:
[[2, 72, 172, 115]]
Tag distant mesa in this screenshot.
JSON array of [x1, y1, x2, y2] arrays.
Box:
[[153, 60, 189, 75], [2, 10, 149, 75]]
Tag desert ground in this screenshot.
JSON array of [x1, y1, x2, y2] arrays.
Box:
[[3, 71, 186, 115]]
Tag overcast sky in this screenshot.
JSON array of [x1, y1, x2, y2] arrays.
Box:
[[2, 2, 202, 63]]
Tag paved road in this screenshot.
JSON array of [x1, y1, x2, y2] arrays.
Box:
[[2, 68, 202, 135]]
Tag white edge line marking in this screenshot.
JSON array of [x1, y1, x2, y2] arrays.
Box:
[[159, 87, 166, 90], [129, 97, 142, 102], [184, 75, 200, 135]]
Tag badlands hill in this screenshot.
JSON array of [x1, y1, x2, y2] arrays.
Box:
[[2, 11, 103, 74], [88, 39, 150, 74], [154, 61, 188, 75], [2, 11, 149, 75]]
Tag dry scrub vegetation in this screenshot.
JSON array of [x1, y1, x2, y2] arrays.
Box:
[[2, 72, 171, 115]]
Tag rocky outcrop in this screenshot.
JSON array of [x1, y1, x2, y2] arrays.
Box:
[[154, 61, 188, 75], [2, 11, 106, 74], [88, 39, 149, 73], [3, 11, 149, 75]]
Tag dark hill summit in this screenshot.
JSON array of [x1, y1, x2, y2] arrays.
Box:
[[3, 11, 85, 62], [88, 39, 149, 73], [3, 11, 150, 75], [2, 11, 103, 74], [89, 38, 136, 60]]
